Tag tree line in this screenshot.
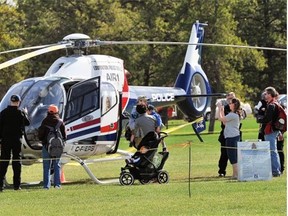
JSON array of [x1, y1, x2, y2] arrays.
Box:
[[0, 0, 286, 105]]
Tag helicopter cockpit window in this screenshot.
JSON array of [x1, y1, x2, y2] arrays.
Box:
[[101, 82, 117, 115], [65, 78, 100, 123], [21, 79, 64, 117], [16, 78, 65, 148], [0, 79, 35, 112]]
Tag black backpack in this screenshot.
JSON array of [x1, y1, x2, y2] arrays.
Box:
[[46, 121, 65, 158]]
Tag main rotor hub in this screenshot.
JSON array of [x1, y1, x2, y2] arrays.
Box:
[[62, 33, 91, 41]]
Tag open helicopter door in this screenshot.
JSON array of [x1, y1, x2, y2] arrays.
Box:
[[64, 76, 120, 157], [64, 77, 101, 157]]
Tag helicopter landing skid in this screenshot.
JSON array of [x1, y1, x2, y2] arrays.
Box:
[[63, 150, 132, 184]]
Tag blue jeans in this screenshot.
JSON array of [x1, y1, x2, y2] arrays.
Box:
[[265, 131, 281, 175], [226, 135, 240, 165], [42, 147, 61, 188]]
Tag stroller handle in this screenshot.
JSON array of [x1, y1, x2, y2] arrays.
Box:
[[159, 131, 168, 139]]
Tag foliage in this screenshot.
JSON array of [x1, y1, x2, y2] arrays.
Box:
[[0, 0, 286, 104], [233, 0, 287, 99], [0, 3, 27, 96]]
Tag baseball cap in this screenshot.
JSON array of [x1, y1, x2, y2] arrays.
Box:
[[10, 94, 21, 102], [48, 104, 59, 114]]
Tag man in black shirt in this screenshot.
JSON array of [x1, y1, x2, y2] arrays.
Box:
[[0, 95, 30, 191]]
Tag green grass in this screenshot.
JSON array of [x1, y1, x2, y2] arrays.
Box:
[[2, 115, 286, 216]]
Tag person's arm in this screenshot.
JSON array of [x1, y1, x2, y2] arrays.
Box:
[[217, 103, 227, 124], [257, 103, 275, 124], [38, 123, 46, 142], [21, 109, 30, 126], [60, 123, 67, 140]]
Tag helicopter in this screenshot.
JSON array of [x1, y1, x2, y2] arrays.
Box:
[[0, 21, 213, 184]]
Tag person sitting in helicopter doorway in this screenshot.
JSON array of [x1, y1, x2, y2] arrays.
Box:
[[128, 96, 148, 148], [147, 104, 167, 151], [38, 104, 66, 189], [0, 95, 30, 191]]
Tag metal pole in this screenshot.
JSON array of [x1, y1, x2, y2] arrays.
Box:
[[188, 141, 191, 198]]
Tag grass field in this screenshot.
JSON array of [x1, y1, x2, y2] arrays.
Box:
[[1, 115, 286, 216]]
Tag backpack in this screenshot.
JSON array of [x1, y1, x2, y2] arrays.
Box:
[[46, 120, 65, 157], [273, 102, 287, 133]]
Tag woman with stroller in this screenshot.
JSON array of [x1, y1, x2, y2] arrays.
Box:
[[126, 104, 158, 165]]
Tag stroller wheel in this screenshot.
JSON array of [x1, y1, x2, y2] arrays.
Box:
[[119, 172, 134, 186], [139, 179, 150, 185], [157, 171, 169, 184]]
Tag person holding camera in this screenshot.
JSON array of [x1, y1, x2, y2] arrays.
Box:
[[217, 92, 235, 177], [217, 97, 242, 179]]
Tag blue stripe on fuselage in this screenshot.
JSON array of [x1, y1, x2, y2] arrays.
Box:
[[67, 125, 101, 140]]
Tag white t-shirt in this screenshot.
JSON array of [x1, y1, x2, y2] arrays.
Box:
[[224, 112, 240, 138]]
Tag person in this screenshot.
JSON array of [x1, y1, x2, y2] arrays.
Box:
[[254, 92, 267, 141], [128, 96, 148, 148], [255, 92, 285, 174], [217, 92, 235, 177], [277, 132, 285, 174], [0, 94, 30, 191], [257, 86, 281, 177], [217, 97, 242, 179], [147, 104, 162, 133], [147, 104, 167, 151], [126, 104, 157, 164], [276, 95, 286, 174], [38, 104, 66, 189]]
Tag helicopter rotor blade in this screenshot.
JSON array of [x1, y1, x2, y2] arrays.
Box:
[[97, 40, 286, 52], [0, 44, 59, 55], [0, 43, 71, 70]]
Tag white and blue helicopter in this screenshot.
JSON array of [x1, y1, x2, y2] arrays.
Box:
[[0, 21, 214, 183]]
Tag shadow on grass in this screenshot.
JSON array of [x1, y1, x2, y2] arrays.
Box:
[[191, 176, 239, 182], [4, 175, 238, 191]]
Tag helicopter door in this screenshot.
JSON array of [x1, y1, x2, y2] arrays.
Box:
[[64, 77, 101, 145], [99, 82, 119, 151]]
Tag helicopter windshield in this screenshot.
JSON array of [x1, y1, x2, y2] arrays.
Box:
[[21, 78, 64, 115], [21, 78, 65, 148], [0, 79, 37, 112]]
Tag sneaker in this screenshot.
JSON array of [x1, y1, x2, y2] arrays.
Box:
[[218, 173, 225, 177], [14, 187, 21, 191], [272, 173, 281, 177], [55, 186, 61, 189]]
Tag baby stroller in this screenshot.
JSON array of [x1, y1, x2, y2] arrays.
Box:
[[119, 132, 169, 185]]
